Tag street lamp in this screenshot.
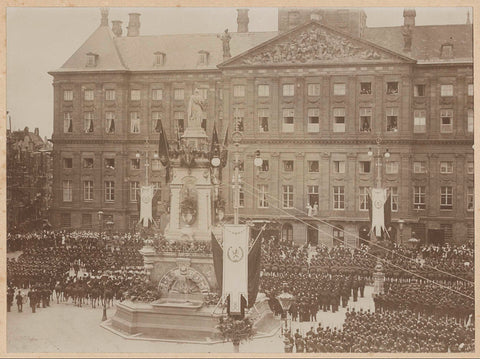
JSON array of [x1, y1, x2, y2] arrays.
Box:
[[276, 287, 295, 334]]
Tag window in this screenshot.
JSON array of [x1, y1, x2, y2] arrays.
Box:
[[174, 112, 185, 135], [308, 160, 319, 172], [233, 85, 245, 97], [282, 109, 294, 132], [307, 83, 320, 96], [468, 84, 473, 97], [258, 185, 269, 208], [198, 51, 209, 65], [105, 89, 115, 101], [86, 53, 98, 67], [440, 109, 453, 133], [83, 158, 93, 168], [334, 83, 346, 96], [440, 161, 453, 174], [84, 112, 94, 133], [61, 213, 71, 228], [83, 180, 93, 201], [307, 108, 320, 132], [413, 161, 426, 174], [258, 84, 270, 97], [308, 185, 319, 206], [151, 159, 162, 171], [386, 82, 398, 95], [152, 181, 161, 193], [152, 112, 162, 133], [467, 187, 474, 211], [359, 187, 369, 211], [63, 90, 73, 101], [282, 223, 293, 243], [440, 44, 453, 58], [283, 84, 294, 96], [84, 89, 94, 101], [333, 226, 344, 245], [64, 113, 73, 133], [82, 214, 92, 228], [467, 161, 474, 174], [63, 180, 73, 202], [174, 88, 184, 100], [130, 112, 140, 133], [333, 186, 345, 210], [234, 108, 244, 132], [359, 108, 372, 132], [105, 181, 115, 202], [130, 181, 140, 202], [63, 158, 73, 169], [360, 82, 371, 95], [238, 184, 245, 207], [390, 187, 399, 212], [260, 160, 269, 172], [152, 89, 163, 101], [154, 52, 166, 66], [258, 109, 269, 132], [334, 160, 345, 174], [104, 158, 115, 170], [385, 108, 399, 132], [467, 109, 474, 133], [130, 89, 141, 101], [359, 161, 371, 173], [440, 186, 453, 210], [201, 118, 207, 131], [105, 112, 115, 134], [333, 108, 345, 132], [413, 186, 426, 210], [198, 88, 208, 100], [131, 158, 141, 170], [283, 185, 294, 208], [414, 84, 425, 97], [440, 84, 453, 97], [386, 161, 399, 174], [414, 110, 426, 133], [283, 160, 294, 172]]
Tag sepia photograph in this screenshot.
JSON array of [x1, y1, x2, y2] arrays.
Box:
[[5, 4, 476, 355]]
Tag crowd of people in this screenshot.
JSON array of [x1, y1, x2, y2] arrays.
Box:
[[284, 308, 474, 353], [152, 237, 211, 255]]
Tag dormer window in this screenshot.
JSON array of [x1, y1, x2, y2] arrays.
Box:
[[86, 52, 98, 67], [440, 43, 453, 59], [154, 52, 166, 66], [198, 50, 209, 65]]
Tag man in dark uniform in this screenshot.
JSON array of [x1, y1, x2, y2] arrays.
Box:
[[28, 288, 36, 313], [352, 277, 359, 302], [7, 288, 14, 312], [16, 290, 23, 312], [359, 276, 366, 298]]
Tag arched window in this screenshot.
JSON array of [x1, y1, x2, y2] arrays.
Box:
[[282, 223, 293, 243], [333, 225, 344, 245]]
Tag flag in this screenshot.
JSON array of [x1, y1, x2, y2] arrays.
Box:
[[223, 224, 248, 315], [157, 118, 170, 183], [370, 188, 387, 238], [211, 232, 223, 293], [220, 124, 229, 168], [210, 123, 220, 161], [383, 194, 392, 238], [247, 233, 262, 308]]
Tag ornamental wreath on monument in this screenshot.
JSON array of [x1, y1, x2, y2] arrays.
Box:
[[180, 196, 197, 225]]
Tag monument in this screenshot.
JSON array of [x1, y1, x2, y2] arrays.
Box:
[[104, 90, 277, 342]]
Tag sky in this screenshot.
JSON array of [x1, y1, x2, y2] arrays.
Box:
[[6, 6, 472, 138]]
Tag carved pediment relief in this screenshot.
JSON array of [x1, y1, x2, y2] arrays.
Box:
[[227, 22, 410, 67]]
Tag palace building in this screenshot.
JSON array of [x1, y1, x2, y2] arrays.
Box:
[[49, 8, 473, 246]]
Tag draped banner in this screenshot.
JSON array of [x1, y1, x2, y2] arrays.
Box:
[[370, 188, 387, 237], [211, 232, 223, 292], [247, 235, 262, 308], [222, 224, 248, 315], [139, 185, 155, 227]]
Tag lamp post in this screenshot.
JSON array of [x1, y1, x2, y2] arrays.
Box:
[[367, 138, 390, 188], [231, 131, 243, 225], [136, 139, 159, 187], [277, 288, 295, 334], [398, 219, 405, 245]]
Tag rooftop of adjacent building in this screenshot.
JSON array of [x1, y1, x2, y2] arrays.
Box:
[[52, 7, 473, 74], [8, 127, 52, 152]]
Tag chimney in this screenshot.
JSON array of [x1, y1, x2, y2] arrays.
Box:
[[100, 7, 109, 27], [237, 9, 249, 33], [403, 8, 416, 27], [287, 10, 301, 30], [127, 13, 141, 37], [34, 128, 39, 136], [112, 20, 123, 37]]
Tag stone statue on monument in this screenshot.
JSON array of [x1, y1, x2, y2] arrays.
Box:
[[218, 28, 231, 59], [187, 88, 205, 130]]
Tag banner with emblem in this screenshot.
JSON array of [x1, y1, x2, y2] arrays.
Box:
[[370, 188, 387, 237], [222, 224, 249, 315], [139, 185, 155, 227]]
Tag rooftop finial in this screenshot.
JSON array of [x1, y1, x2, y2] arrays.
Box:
[[100, 7, 109, 27]]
